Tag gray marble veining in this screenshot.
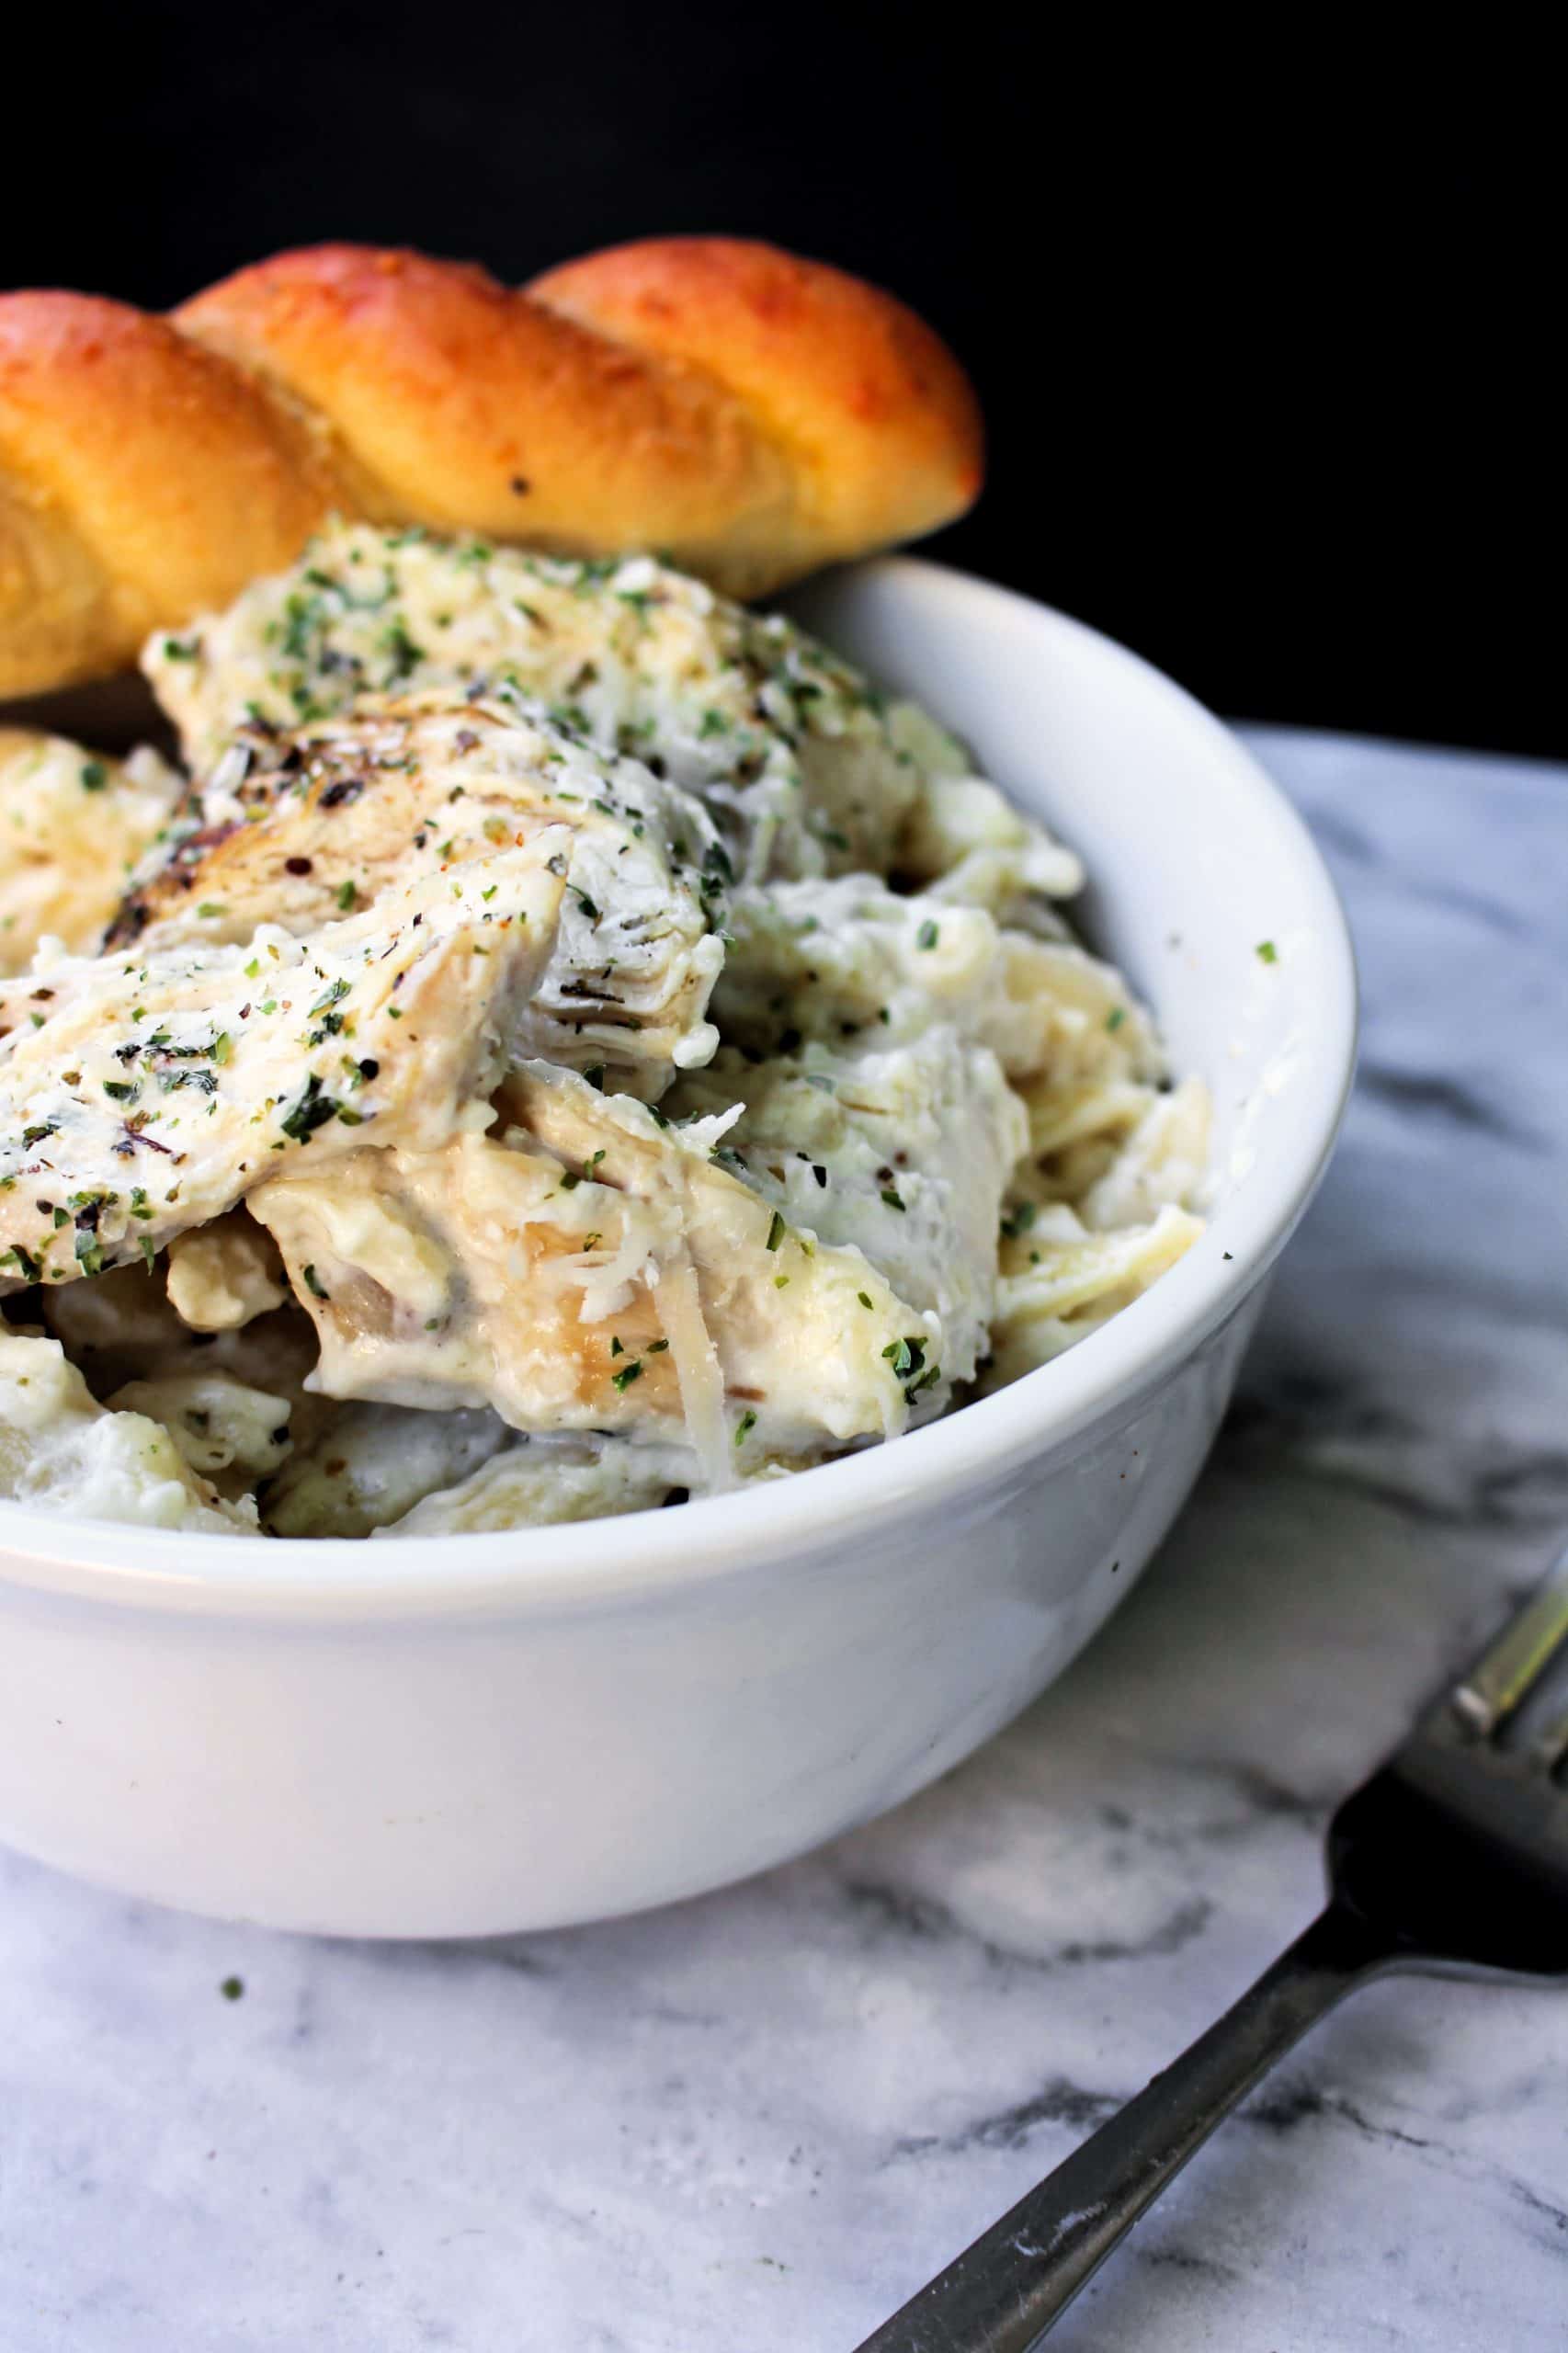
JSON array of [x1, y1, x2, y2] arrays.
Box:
[[2, 728, 1565, 2351]]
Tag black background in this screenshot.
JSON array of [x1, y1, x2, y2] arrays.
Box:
[[6, 10, 1555, 756]]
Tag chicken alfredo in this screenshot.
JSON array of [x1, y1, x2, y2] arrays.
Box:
[[0, 525, 1208, 1538]]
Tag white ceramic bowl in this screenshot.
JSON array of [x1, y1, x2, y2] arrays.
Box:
[[0, 560, 1356, 1937]]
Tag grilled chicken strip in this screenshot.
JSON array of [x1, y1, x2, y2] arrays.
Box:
[[108, 694, 726, 1094], [0, 847, 564, 1293], [142, 523, 938, 883], [250, 1063, 932, 1476]]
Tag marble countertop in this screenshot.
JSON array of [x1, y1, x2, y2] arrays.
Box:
[[3, 728, 1565, 2352]]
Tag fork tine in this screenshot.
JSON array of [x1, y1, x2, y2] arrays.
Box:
[[1449, 1542, 1568, 1736]]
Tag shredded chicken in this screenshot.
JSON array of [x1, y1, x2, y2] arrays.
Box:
[[251, 1066, 930, 1484]]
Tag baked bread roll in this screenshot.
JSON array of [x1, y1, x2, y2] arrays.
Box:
[[0, 238, 983, 701]]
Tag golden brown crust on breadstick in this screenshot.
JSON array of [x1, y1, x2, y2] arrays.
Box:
[[528, 238, 983, 568], [0, 240, 982, 700], [0, 292, 347, 699]]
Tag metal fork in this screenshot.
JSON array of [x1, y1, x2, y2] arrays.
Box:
[[855, 1540, 1568, 2351]]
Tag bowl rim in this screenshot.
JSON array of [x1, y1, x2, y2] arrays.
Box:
[[0, 554, 1358, 1617]]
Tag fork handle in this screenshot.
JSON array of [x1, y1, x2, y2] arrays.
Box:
[[854, 1899, 1395, 2352]]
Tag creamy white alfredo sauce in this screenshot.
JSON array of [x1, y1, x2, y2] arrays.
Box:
[[1, 529, 1207, 1538]]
